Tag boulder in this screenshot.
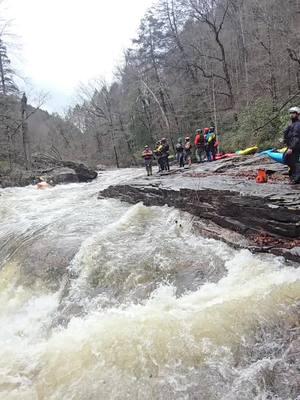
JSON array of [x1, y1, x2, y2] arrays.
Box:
[[61, 161, 98, 182], [47, 167, 79, 184]]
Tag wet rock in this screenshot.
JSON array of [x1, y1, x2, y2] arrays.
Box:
[[99, 156, 300, 262], [47, 167, 79, 184], [59, 161, 97, 182]]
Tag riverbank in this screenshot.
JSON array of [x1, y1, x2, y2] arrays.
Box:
[[99, 155, 300, 262], [0, 159, 97, 188]]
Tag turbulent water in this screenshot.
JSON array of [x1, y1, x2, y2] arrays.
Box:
[[0, 169, 299, 400]]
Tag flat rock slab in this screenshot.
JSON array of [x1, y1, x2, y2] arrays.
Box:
[[99, 157, 300, 262]]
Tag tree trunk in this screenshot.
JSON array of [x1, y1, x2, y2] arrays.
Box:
[[0, 52, 6, 95], [22, 118, 32, 170]]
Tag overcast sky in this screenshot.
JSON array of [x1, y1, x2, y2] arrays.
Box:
[[2, 0, 154, 113]]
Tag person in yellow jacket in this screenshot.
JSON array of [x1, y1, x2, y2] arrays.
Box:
[[206, 127, 217, 161], [153, 140, 164, 172]]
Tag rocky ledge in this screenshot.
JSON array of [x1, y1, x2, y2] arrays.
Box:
[[99, 156, 300, 262]]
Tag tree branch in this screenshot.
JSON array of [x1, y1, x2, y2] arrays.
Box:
[[253, 90, 300, 134]]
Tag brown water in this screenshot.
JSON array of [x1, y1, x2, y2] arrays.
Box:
[[0, 169, 299, 400]]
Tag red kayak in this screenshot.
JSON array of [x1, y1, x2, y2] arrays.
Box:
[[215, 153, 237, 160]]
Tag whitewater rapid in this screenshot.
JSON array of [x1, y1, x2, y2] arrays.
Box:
[[0, 169, 299, 400]]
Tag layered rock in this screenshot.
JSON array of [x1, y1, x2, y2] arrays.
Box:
[[99, 156, 300, 261]]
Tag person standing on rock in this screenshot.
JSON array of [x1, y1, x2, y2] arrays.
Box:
[[142, 145, 154, 176], [176, 138, 185, 168], [194, 129, 205, 163], [207, 127, 217, 161], [184, 137, 192, 167], [154, 140, 164, 172], [283, 107, 300, 184], [161, 137, 170, 172], [203, 128, 210, 161]]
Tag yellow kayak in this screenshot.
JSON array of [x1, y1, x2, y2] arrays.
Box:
[[278, 147, 287, 153], [236, 146, 258, 155]]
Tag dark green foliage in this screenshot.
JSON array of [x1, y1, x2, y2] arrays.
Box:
[[222, 99, 296, 152]]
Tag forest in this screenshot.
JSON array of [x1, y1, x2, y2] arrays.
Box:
[[0, 0, 300, 170]]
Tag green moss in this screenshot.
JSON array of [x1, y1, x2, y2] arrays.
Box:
[[222, 99, 287, 152]]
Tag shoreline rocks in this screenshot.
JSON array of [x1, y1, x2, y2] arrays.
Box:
[[0, 160, 97, 188], [99, 157, 300, 262]]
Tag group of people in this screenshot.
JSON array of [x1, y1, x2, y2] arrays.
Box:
[[174, 127, 218, 169], [184, 126, 217, 165], [142, 138, 170, 176], [141, 126, 218, 176]]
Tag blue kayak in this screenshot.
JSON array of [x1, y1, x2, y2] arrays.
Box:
[[263, 150, 286, 164], [259, 148, 275, 155]]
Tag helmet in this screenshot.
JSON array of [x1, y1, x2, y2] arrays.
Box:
[[204, 127, 209, 133], [161, 137, 166, 142], [288, 107, 300, 114], [185, 136, 190, 140], [144, 145, 149, 148], [177, 137, 182, 143], [195, 128, 202, 133]]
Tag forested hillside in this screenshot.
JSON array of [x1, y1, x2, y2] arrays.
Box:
[[67, 0, 300, 166], [1, 0, 300, 170]]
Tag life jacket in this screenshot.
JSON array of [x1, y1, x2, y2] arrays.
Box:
[[154, 144, 163, 156], [142, 149, 153, 159], [176, 143, 183, 153], [184, 142, 191, 151], [195, 133, 204, 147], [207, 132, 216, 144]]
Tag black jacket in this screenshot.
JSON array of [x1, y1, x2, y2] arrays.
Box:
[[161, 143, 169, 156], [284, 120, 300, 151]]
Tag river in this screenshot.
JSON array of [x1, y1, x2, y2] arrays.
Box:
[[0, 169, 299, 400]]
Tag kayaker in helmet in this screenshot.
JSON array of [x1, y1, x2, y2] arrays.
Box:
[[142, 145, 154, 176], [36, 176, 49, 189], [283, 106, 300, 184], [194, 129, 205, 163], [207, 127, 217, 161]]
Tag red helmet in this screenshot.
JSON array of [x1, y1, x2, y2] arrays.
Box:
[[204, 128, 209, 133]]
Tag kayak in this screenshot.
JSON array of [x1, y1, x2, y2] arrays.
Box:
[[215, 153, 237, 160], [278, 147, 287, 153], [259, 148, 275, 156], [236, 146, 258, 155], [263, 150, 286, 164], [259, 147, 287, 156]]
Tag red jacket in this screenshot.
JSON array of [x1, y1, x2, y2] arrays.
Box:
[[194, 133, 204, 146]]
